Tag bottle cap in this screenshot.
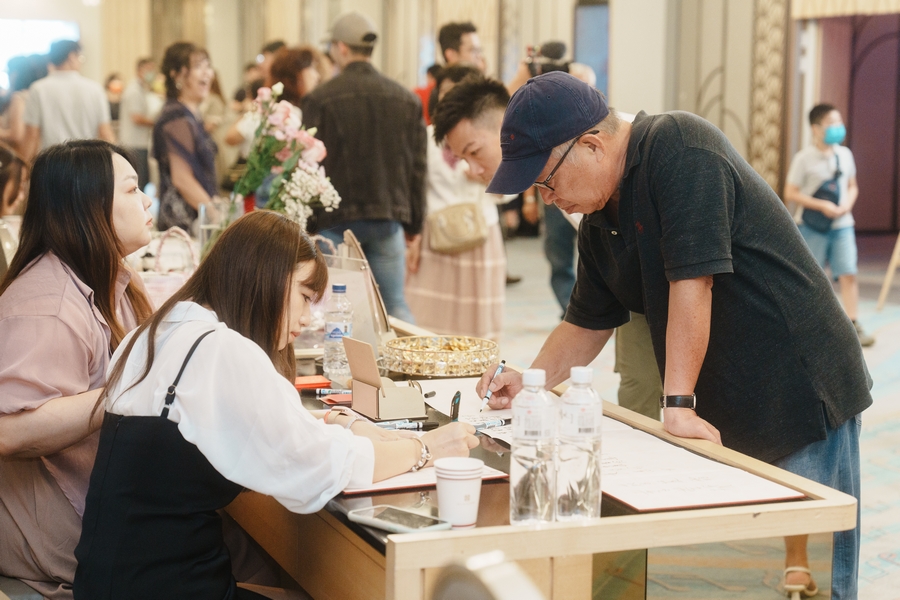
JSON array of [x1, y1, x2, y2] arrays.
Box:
[[570, 366, 593, 384], [522, 368, 546, 387], [332, 284, 347, 293]]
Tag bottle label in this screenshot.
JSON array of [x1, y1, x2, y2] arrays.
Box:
[[559, 404, 602, 438], [513, 408, 554, 440], [325, 321, 352, 342]]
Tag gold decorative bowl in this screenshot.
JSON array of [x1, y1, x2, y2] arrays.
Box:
[[383, 336, 499, 377]]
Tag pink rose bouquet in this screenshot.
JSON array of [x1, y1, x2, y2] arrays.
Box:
[[233, 82, 341, 230]]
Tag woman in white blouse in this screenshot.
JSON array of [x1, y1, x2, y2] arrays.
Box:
[[73, 210, 478, 600]]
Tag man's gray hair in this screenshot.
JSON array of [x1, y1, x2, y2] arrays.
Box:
[[549, 108, 621, 165]]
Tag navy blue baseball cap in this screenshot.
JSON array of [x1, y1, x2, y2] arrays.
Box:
[[486, 71, 609, 194]]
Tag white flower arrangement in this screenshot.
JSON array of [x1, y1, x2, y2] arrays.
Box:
[[279, 161, 342, 230]]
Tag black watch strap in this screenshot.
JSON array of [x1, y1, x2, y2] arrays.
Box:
[[659, 394, 696, 410]]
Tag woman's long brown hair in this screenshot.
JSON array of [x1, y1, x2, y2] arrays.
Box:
[[96, 210, 328, 418], [0, 140, 153, 351], [267, 46, 323, 106]]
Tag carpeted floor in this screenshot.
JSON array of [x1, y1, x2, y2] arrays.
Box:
[[500, 232, 900, 599]]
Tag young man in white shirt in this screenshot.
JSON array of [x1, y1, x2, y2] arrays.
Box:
[[22, 40, 115, 161], [785, 104, 874, 346]]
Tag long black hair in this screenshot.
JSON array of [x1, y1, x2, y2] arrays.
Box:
[[0, 140, 152, 350]]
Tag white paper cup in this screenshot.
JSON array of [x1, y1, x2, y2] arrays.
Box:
[[434, 457, 484, 528]]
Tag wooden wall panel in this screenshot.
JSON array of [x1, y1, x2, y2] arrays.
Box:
[[102, 0, 152, 81], [434, 0, 500, 77], [152, 0, 184, 62], [675, 0, 754, 158], [182, 0, 208, 46], [793, 0, 900, 19], [265, 0, 303, 46]]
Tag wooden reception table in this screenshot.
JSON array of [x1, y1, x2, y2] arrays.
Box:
[[226, 320, 856, 600]]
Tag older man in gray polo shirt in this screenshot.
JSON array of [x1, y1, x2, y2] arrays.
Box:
[[23, 40, 115, 161]]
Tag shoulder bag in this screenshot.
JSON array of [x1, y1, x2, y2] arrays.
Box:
[[802, 153, 842, 234], [426, 203, 488, 255]]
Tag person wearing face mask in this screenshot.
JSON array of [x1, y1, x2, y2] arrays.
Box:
[[0, 140, 154, 599], [119, 58, 159, 192], [153, 42, 220, 233], [785, 104, 874, 347]]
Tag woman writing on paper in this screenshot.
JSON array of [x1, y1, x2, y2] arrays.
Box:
[[74, 210, 478, 600]]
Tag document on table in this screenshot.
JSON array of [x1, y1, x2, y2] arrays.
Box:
[[601, 427, 804, 511], [418, 379, 804, 511], [342, 464, 507, 495], [420, 377, 512, 421]]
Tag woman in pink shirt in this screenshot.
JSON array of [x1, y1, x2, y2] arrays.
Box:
[[0, 140, 153, 599]]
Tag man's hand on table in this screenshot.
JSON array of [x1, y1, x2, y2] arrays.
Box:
[[663, 407, 722, 445], [475, 365, 523, 409]]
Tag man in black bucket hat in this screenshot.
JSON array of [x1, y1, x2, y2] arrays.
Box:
[[477, 71, 870, 600]]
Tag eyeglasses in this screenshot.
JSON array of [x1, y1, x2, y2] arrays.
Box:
[[534, 129, 599, 192]]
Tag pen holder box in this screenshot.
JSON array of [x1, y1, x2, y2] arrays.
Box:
[[343, 337, 427, 421]]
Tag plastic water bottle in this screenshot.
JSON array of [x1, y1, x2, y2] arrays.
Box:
[[323, 283, 352, 385], [556, 366, 603, 520], [510, 369, 557, 525]]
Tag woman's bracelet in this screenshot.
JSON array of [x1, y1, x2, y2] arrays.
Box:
[[326, 408, 360, 430], [410, 437, 432, 472]]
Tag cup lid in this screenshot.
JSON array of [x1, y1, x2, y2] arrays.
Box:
[[433, 457, 484, 471]]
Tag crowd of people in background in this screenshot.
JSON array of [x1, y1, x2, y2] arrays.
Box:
[[0, 12, 877, 599]]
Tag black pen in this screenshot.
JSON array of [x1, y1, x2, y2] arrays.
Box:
[[383, 421, 439, 431], [450, 391, 461, 422], [474, 418, 512, 431]]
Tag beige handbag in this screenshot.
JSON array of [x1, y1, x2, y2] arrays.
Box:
[[427, 203, 488, 254]]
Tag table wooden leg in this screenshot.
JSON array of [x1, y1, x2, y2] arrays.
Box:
[[877, 232, 900, 311]]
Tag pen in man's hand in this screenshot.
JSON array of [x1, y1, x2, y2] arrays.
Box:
[[479, 360, 506, 412], [450, 391, 461, 422]]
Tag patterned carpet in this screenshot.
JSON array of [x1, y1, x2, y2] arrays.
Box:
[[500, 233, 900, 599]]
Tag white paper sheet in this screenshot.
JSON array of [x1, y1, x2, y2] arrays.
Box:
[[420, 377, 512, 420], [416, 382, 802, 511], [599, 428, 804, 511]]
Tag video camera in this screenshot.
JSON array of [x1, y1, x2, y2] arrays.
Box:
[[525, 41, 570, 77]]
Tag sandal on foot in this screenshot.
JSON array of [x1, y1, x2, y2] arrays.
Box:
[[783, 567, 818, 599]]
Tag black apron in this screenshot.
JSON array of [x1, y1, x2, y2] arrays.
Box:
[[74, 331, 267, 600]]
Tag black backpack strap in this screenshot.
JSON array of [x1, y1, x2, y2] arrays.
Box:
[[161, 329, 216, 418], [834, 151, 842, 179]]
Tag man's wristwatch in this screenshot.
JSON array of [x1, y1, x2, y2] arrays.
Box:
[[659, 394, 697, 410]]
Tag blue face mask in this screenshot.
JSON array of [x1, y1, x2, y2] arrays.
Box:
[[824, 123, 846, 145]]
